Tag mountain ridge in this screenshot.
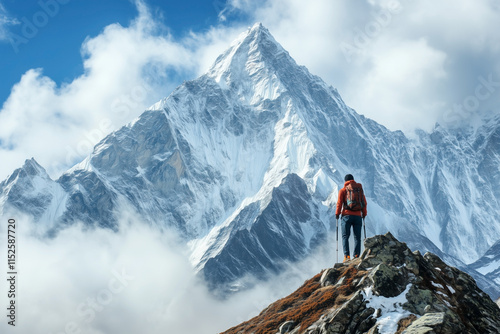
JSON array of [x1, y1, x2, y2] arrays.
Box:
[[1, 23, 500, 298]]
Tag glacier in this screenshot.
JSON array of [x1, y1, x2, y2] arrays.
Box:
[[1, 23, 500, 297]]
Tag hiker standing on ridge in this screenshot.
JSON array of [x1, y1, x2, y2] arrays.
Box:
[[336, 174, 367, 262]]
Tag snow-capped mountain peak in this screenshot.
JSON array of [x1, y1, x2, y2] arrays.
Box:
[[2, 24, 500, 298], [208, 23, 286, 79], [0, 158, 67, 229], [1, 158, 52, 200], [207, 22, 313, 107]]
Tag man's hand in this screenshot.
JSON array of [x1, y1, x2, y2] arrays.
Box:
[[335, 214, 340, 220]]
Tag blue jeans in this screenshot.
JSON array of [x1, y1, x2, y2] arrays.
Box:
[[341, 215, 362, 256]]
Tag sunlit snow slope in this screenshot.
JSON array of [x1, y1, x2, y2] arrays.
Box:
[[1, 23, 500, 297]]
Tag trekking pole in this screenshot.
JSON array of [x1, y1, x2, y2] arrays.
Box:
[[336, 218, 339, 263], [363, 216, 366, 240]]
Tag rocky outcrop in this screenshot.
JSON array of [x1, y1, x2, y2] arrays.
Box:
[[221, 232, 500, 334]]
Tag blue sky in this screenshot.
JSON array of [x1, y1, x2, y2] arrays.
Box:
[[0, 0, 499, 180], [0, 0, 223, 104], [0, 3, 499, 332]]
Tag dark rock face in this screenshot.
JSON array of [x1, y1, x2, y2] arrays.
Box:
[[222, 233, 500, 334], [204, 173, 326, 290], [58, 169, 118, 230]]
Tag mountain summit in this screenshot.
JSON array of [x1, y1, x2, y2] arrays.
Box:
[[2, 24, 500, 297], [222, 233, 500, 334], [208, 23, 290, 83]]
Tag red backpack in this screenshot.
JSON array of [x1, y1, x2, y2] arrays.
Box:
[[345, 182, 364, 211]]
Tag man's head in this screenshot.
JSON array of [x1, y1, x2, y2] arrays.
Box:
[[344, 174, 354, 182]]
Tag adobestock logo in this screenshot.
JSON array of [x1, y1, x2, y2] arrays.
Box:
[[340, 0, 403, 63], [46, 81, 152, 177], [443, 74, 500, 126], [9, 0, 71, 53], [62, 83, 149, 166], [50, 267, 134, 334], [63, 118, 114, 167]]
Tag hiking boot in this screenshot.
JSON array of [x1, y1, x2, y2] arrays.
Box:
[[343, 255, 350, 263], [354, 254, 359, 259]]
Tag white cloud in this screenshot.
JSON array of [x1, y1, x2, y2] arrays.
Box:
[[0, 209, 335, 334], [0, 3, 19, 41], [0, 1, 198, 180], [346, 38, 448, 131]]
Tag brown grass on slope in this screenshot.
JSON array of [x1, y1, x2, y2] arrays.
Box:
[[221, 264, 364, 334]]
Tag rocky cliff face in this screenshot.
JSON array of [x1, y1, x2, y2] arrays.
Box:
[[2, 23, 500, 298], [222, 233, 500, 334]]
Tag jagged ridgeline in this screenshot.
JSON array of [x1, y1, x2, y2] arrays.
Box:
[[2, 23, 500, 297], [222, 233, 500, 334]]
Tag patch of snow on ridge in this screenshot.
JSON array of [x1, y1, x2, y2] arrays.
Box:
[[431, 281, 444, 289], [362, 284, 414, 334]]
